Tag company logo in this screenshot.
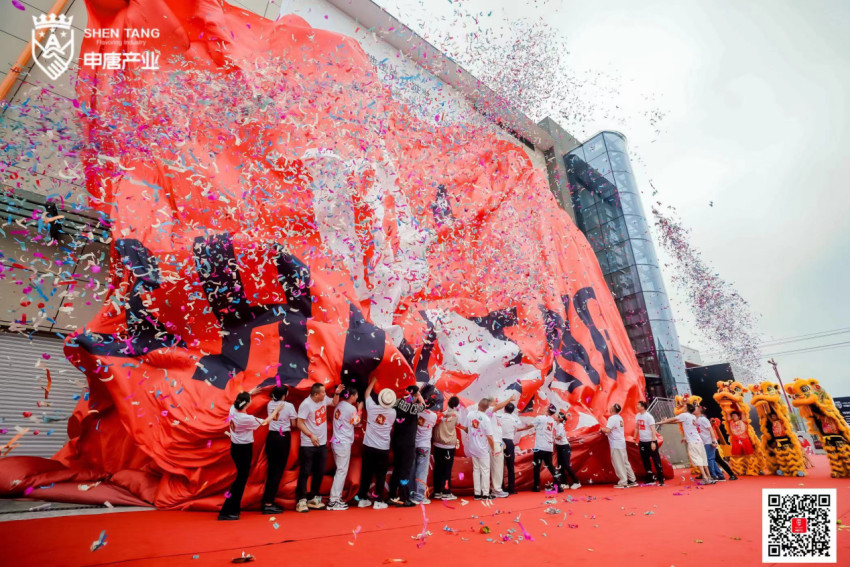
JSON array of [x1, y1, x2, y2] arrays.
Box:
[[791, 517, 807, 534], [376, 414, 386, 425], [32, 13, 74, 81]]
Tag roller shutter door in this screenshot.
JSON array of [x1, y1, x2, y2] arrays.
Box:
[[0, 332, 87, 458]]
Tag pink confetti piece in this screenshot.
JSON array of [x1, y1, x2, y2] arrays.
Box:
[[12, 1, 25, 11]]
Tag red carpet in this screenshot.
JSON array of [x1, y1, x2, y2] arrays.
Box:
[[2, 455, 848, 567]]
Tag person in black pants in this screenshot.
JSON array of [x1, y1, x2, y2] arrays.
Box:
[[432, 396, 460, 499], [262, 385, 297, 513], [388, 385, 424, 506], [555, 411, 580, 488], [634, 400, 664, 486], [500, 402, 532, 494], [219, 391, 280, 521], [532, 405, 564, 491]]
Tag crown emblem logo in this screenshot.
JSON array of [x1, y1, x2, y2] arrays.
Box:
[[32, 13, 74, 30], [31, 13, 75, 81]]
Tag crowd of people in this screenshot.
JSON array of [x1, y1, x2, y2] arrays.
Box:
[[217, 381, 729, 520]]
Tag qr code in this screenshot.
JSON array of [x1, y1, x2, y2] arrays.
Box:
[[763, 488, 837, 563]]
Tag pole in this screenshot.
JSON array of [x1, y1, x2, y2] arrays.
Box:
[[768, 358, 801, 432]]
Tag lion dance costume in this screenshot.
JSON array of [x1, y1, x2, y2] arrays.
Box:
[[786, 378, 850, 478], [749, 381, 805, 476], [713, 381, 765, 476], [674, 394, 703, 477]]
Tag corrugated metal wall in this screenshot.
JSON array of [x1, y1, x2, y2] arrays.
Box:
[[0, 332, 86, 458]]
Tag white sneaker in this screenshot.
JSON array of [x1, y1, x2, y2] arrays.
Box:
[[326, 500, 348, 511], [307, 496, 325, 509], [373, 501, 388, 510], [296, 499, 308, 512], [492, 490, 509, 498], [357, 499, 373, 508], [570, 483, 581, 490], [421, 498, 431, 504], [443, 493, 457, 501], [558, 484, 569, 491]]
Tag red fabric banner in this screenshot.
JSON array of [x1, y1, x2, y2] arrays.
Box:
[[0, 0, 654, 508]]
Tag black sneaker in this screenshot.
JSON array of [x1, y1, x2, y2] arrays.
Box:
[[729, 475, 739, 480], [217, 514, 240, 521], [262, 504, 283, 514], [474, 494, 484, 500]]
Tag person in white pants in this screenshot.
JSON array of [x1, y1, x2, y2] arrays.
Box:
[[327, 387, 359, 510], [601, 403, 638, 488], [459, 397, 495, 500], [487, 393, 518, 498]]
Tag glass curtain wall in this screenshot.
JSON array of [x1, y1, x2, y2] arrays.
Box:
[[564, 132, 688, 399]]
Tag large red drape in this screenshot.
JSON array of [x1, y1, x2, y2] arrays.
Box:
[[0, 0, 663, 509]]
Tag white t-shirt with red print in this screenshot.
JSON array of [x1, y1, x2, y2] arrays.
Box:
[[415, 410, 437, 449], [533, 415, 556, 451], [363, 397, 396, 450], [635, 411, 656, 442], [463, 410, 493, 458], [297, 396, 332, 447], [332, 400, 358, 446]]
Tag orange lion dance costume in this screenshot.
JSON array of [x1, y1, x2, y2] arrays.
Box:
[[749, 381, 805, 477], [786, 378, 850, 478], [713, 381, 765, 476]]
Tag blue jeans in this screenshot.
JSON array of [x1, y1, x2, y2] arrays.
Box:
[[704, 443, 723, 478], [411, 447, 431, 502]]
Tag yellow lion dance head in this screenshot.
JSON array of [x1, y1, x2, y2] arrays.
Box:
[[674, 393, 702, 415]]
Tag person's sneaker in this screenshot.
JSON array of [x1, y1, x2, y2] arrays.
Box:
[[307, 497, 325, 509], [614, 483, 626, 489], [372, 501, 388, 510], [296, 499, 308, 513], [699, 479, 715, 486], [401, 500, 416, 507], [443, 493, 458, 501], [357, 499, 373, 508], [570, 483, 581, 490], [432, 492, 445, 500], [644, 480, 657, 486], [626, 482, 639, 488], [326, 500, 348, 511], [729, 475, 739, 480], [389, 497, 405, 507], [474, 493, 484, 500], [262, 503, 283, 514], [421, 498, 431, 505], [492, 490, 509, 498], [714, 476, 727, 482], [217, 513, 240, 521], [658, 481, 665, 486]]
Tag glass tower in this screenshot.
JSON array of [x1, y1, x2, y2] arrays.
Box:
[[564, 131, 688, 399]]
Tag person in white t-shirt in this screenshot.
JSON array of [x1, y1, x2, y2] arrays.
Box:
[[695, 405, 725, 481], [327, 386, 360, 511], [458, 398, 495, 499], [357, 376, 396, 510], [295, 383, 335, 512], [554, 411, 580, 489], [532, 404, 566, 492], [601, 403, 637, 488], [410, 396, 438, 504], [499, 402, 532, 494], [218, 391, 281, 521], [262, 385, 298, 514], [659, 403, 715, 485], [633, 400, 664, 486], [486, 393, 518, 498]]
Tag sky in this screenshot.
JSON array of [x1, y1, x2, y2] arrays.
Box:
[[375, 0, 850, 395]]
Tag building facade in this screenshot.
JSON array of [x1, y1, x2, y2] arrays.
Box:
[[563, 132, 688, 399]]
